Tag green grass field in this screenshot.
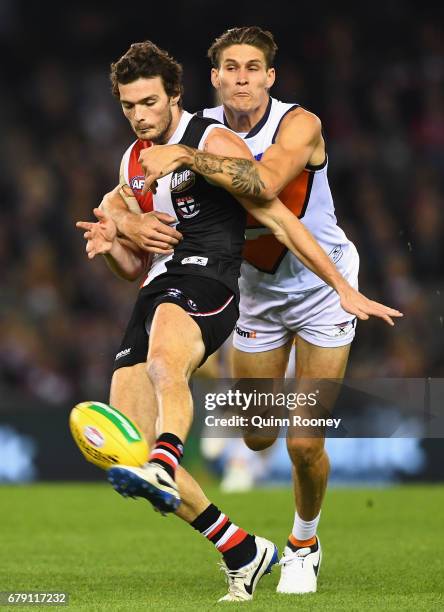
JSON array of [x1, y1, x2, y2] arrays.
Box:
[[0, 483, 443, 611]]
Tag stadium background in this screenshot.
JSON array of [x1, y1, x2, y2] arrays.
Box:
[[0, 0, 443, 485]]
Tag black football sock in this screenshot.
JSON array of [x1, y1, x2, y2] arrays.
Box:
[[191, 503, 257, 569], [148, 432, 183, 480]]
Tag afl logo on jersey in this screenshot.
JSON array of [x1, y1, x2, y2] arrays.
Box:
[[170, 169, 195, 193], [130, 175, 145, 192], [177, 196, 200, 219]]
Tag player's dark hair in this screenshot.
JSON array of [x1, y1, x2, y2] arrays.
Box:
[[110, 41, 183, 105], [208, 26, 278, 69]]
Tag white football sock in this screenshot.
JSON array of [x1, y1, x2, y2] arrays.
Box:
[[291, 510, 321, 542]]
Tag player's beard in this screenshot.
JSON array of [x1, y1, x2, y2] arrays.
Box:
[[150, 107, 174, 144]]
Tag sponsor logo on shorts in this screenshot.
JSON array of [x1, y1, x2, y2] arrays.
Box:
[[177, 196, 200, 219], [187, 299, 198, 311], [329, 245, 343, 264], [170, 169, 195, 193], [83, 426, 104, 448], [165, 288, 184, 299], [181, 256, 208, 266], [130, 175, 145, 192], [115, 347, 131, 360], [332, 320, 355, 337], [235, 325, 257, 339]]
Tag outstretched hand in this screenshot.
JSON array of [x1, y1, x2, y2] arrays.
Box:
[[339, 285, 403, 326], [76, 208, 117, 259]]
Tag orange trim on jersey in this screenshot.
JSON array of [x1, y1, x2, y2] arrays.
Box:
[[243, 170, 314, 273], [278, 169, 311, 217], [242, 234, 288, 274]]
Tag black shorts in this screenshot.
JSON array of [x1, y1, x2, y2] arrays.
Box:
[[113, 274, 238, 371]]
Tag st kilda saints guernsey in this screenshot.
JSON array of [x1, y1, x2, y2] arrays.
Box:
[[120, 111, 246, 297]]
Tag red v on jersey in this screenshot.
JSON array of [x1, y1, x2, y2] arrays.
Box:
[[127, 140, 154, 213]]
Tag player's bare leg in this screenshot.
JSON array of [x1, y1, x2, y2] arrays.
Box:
[[277, 336, 351, 594], [109, 308, 278, 600], [109, 303, 208, 512], [289, 336, 349, 520], [146, 302, 205, 441], [109, 363, 209, 522], [231, 340, 293, 450], [231, 341, 293, 379], [110, 364, 158, 445]]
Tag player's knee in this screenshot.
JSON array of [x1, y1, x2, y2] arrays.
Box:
[[286, 437, 324, 468], [243, 431, 277, 451], [146, 352, 184, 387]]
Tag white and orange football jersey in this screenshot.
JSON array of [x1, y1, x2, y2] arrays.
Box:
[[202, 97, 355, 293]]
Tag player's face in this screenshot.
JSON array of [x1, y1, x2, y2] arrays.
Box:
[[118, 77, 179, 143], [211, 45, 275, 114]]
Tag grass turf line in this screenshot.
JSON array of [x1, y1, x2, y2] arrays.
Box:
[[0, 484, 443, 610]]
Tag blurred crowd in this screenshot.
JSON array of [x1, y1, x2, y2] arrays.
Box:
[[0, 2, 443, 408]]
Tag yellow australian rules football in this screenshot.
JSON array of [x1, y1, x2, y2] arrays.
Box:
[[69, 401, 149, 470]]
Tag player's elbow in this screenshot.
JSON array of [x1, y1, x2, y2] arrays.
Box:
[[123, 270, 142, 282], [125, 262, 146, 282], [108, 267, 140, 282], [262, 183, 281, 202], [243, 183, 279, 205], [252, 172, 285, 202]]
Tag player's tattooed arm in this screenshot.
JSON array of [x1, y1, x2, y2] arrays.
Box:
[[138, 131, 270, 203], [179, 110, 324, 201], [139, 110, 323, 201], [182, 147, 266, 198]]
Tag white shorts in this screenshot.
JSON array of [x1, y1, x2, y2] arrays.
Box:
[[233, 244, 360, 352]]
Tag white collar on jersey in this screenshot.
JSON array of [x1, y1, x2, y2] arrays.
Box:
[[166, 110, 193, 145]]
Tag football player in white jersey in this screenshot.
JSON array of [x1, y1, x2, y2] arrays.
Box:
[[132, 27, 404, 596]]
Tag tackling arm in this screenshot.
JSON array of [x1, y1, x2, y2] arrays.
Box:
[[139, 127, 402, 324], [139, 108, 322, 202], [203, 128, 352, 294], [203, 129, 403, 325]]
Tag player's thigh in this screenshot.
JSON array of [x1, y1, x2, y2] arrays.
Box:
[[231, 339, 294, 378], [148, 302, 205, 379], [287, 337, 351, 454], [110, 363, 158, 445], [295, 335, 351, 379], [294, 336, 351, 415]]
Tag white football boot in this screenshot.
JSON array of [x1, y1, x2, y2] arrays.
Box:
[[276, 537, 322, 594], [108, 463, 181, 514], [218, 536, 278, 602]]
